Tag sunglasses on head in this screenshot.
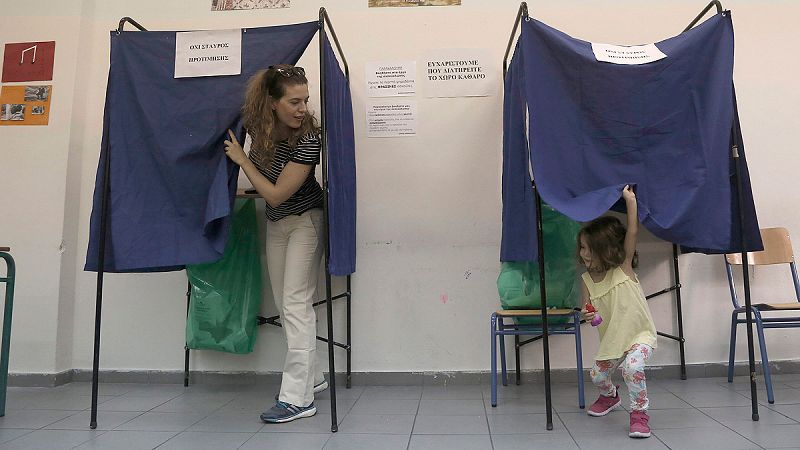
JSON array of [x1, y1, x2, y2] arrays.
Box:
[[269, 66, 305, 77]]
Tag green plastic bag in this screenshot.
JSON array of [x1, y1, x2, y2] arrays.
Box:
[[497, 204, 581, 325], [186, 198, 262, 354]]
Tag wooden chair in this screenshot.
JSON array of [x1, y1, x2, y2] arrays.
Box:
[[725, 228, 800, 404], [490, 308, 585, 409]]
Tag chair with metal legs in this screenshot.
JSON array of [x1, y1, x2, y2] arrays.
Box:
[[0, 247, 16, 417], [725, 227, 800, 404], [490, 308, 585, 409]]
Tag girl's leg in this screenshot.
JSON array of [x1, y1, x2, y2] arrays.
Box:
[[276, 210, 324, 408], [621, 344, 653, 411], [590, 358, 623, 397]]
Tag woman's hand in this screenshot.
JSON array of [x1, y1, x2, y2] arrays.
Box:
[[223, 129, 249, 167]]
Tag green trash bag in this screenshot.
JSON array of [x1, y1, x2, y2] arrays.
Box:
[[186, 198, 262, 354], [497, 204, 581, 325]]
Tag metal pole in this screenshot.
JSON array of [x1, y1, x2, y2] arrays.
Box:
[[533, 187, 553, 430], [184, 279, 191, 387], [683, 1, 723, 32], [672, 245, 687, 379], [501, 2, 552, 429], [346, 275, 352, 389], [503, 2, 528, 76], [319, 7, 338, 433], [90, 120, 112, 430], [730, 91, 759, 420], [91, 17, 148, 430]]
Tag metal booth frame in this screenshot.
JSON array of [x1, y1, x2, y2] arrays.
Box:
[[90, 8, 353, 433], [501, 0, 762, 429]]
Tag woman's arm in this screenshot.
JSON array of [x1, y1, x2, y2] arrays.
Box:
[[622, 184, 638, 270], [224, 130, 311, 208]]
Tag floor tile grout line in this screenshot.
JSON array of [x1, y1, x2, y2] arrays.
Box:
[[0, 429, 41, 447], [407, 388, 422, 450], [689, 400, 767, 450], [553, 403, 581, 448], [234, 430, 261, 450], [480, 384, 496, 450]]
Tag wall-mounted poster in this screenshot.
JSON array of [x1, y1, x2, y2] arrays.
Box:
[[366, 61, 415, 97], [369, 0, 460, 7], [2, 41, 56, 82], [212, 0, 289, 10], [0, 85, 52, 126], [422, 48, 494, 98], [366, 100, 417, 138]]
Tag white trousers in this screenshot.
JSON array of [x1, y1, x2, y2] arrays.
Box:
[[266, 208, 325, 407]]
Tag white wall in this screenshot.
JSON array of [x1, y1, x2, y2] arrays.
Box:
[[1, 2, 85, 373], [0, 0, 798, 376]]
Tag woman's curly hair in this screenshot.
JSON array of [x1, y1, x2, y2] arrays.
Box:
[[241, 64, 319, 167]]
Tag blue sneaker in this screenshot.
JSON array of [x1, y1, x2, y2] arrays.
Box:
[[260, 401, 317, 423]]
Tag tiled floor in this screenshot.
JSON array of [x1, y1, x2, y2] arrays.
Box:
[[2, 375, 800, 449]]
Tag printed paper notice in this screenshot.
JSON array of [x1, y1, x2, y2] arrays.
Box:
[[366, 61, 415, 97], [591, 43, 666, 65], [422, 48, 494, 98], [175, 29, 242, 78], [367, 100, 417, 138]]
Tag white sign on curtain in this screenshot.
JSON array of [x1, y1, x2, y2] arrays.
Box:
[[175, 29, 242, 78], [591, 43, 666, 65]]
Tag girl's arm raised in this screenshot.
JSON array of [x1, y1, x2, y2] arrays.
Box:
[[622, 185, 638, 270]]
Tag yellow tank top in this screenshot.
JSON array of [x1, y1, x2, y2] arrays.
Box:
[[581, 266, 657, 361]]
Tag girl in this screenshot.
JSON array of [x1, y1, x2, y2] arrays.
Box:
[[224, 64, 327, 424], [578, 185, 657, 438]]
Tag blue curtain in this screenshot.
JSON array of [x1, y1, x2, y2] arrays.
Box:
[[502, 12, 761, 256], [86, 22, 318, 272], [500, 45, 538, 262], [322, 35, 357, 276]]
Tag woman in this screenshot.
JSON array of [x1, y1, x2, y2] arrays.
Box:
[[224, 64, 327, 424]]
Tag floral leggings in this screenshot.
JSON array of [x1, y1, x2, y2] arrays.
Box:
[[590, 343, 653, 411]]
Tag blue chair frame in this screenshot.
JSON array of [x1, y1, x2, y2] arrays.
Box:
[[490, 309, 584, 409], [0, 247, 15, 417], [725, 227, 800, 404]]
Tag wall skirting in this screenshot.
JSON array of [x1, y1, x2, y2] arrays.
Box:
[[8, 360, 800, 387]]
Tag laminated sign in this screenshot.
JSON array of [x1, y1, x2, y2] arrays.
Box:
[[591, 43, 666, 65], [175, 29, 242, 78]]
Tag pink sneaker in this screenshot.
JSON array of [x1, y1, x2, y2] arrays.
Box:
[[587, 386, 621, 417], [629, 410, 651, 438]]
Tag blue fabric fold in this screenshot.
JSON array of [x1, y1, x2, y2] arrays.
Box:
[[506, 12, 761, 254], [322, 35, 357, 276], [86, 22, 318, 272], [500, 46, 538, 262]]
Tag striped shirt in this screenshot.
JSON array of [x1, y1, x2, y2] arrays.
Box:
[[249, 133, 323, 221]]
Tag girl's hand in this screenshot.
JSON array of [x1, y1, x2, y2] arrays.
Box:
[[580, 307, 596, 321], [223, 129, 248, 166], [622, 184, 636, 202]]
